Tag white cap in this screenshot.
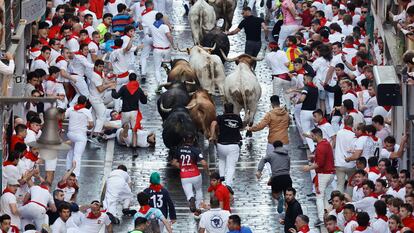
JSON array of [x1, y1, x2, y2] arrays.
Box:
[[7, 178, 19, 186]]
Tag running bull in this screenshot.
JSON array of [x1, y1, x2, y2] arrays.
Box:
[[188, 0, 216, 45], [221, 50, 262, 135], [201, 27, 230, 63], [157, 81, 192, 121], [187, 89, 217, 139], [162, 59, 200, 93], [207, 0, 237, 31], [179, 44, 225, 95]]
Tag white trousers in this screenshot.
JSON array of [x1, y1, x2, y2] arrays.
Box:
[[153, 48, 171, 84], [217, 143, 240, 187], [90, 100, 107, 133], [273, 77, 292, 110], [114, 77, 129, 111], [103, 179, 133, 216], [294, 104, 305, 143], [316, 173, 335, 221], [326, 92, 334, 114], [278, 24, 300, 48], [154, 0, 166, 12], [331, 115, 341, 132], [121, 110, 138, 130], [181, 175, 203, 208], [300, 110, 315, 152], [140, 35, 153, 76], [19, 203, 48, 231], [248, 0, 256, 9], [66, 132, 87, 177]]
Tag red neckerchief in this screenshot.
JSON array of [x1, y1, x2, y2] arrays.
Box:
[[115, 113, 122, 120], [297, 68, 306, 75], [335, 205, 344, 214], [39, 37, 49, 46], [149, 184, 163, 192], [370, 134, 379, 141], [354, 40, 361, 46], [322, 38, 330, 43], [355, 226, 368, 231], [348, 11, 355, 17], [87, 210, 103, 219], [345, 90, 357, 97], [2, 187, 15, 194], [306, 82, 317, 88], [78, 6, 87, 12], [347, 108, 358, 114], [74, 103, 86, 111], [139, 205, 151, 214], [383, 105, 392, 111], [298, 225, 310, 233], [111, 45, 121, 49], [344, 126, 353, 132], [126, 80, 140, 95], [344, 44, 355, 49], [75, 51, 87, 58], [108, 0, 116, 3], [55, 55, 66, 63], [40, 185, 49, 191], [318, 118, 329, 126], [369, 166, 380, 174], [329, 227, 342, 233], [368, 192, 378, 198], [30, 47, 40, 53], [80, 37, 92, 45], [83, 21, 92, 28], [3, 161, 15, 166], [91, 40, 99, 47], [320, 17, 327, 26], [141, 7, 153, 16], [333, 12, 338, 16], [376, 215, 388, 222], [35, 54, 47, 62], [58, 119, 63, 130], [393, 186, 402, 192], [24, 151, 38, 162], [94, 70, 103, 78], [357, 132, 369, 138], [345, 215, 357, 226], [47, 75, 57, 82]]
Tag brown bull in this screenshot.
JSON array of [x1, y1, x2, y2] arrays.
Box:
[[188, 90, 217, 138], [165, 59, 200, 93]]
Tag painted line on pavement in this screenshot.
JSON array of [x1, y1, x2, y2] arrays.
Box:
[[100, 139, 115, 200]]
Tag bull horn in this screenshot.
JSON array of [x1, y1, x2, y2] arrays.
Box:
[[202, 43, 216, 51], [178, 47, 189, 53], [158, 82, 172, 88], [160, 102, 172, 112], [220, 49, 238, 62], [250, 55, 264, 61], [185, 101, 197, 109], [185, 80, 197, 85]]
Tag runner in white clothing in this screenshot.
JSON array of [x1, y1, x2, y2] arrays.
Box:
[[0, 179, 21, 230], [116, 123, 156, 148], [149, 12, 176, 88], [199, 197, 230, 233], [65, 96, 94, 177], [51, 203, 71, 233], [61, 25, 80, 53], [75, 201, 113, 233], [30, 46, 51, 74]]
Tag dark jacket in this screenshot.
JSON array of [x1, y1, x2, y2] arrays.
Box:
[[143, 187, 177, 220], [111, 86, 147, 112], [258, 147, 290, 177], [284, 199, 303, 233]]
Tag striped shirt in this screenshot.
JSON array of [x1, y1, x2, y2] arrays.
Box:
[[112, 13, 137, 34]]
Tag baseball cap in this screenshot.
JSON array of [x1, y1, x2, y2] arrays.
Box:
[[7, 179, 19, 186], [150, 172, 161, 185]]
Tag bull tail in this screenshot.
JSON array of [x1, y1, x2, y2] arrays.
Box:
[[207, 57, 215, 94], [223, 0, 227, 29]]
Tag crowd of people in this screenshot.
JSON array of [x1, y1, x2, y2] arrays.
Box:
[[0, 0, 413, 232]]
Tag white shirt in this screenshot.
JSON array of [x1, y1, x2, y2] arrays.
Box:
[[386, 187, 406, 200], [199, 208, 231, 233], [121, 35, 136, 62], [352, 196, 377, 218], [51, 217, 67, 233], [2, 165, 20, 191], [372, 218, 391, 233], [56, 58, 69, 82], [57, 181, 77, 202], [312, 57, 331, 90], [71, 74, 90, 98], [30, 58, 49, 74], [0, 192, 20, 227], [25, 129, 42, 144], [352, 186, 364, 202], [84, 25, 95, 38], [62, 37, 80, 53], [342, 93, 359, 110], [28, 185, 55, 207], [108, 169, 131, 184], [50, 49, 61, 65], [88, 41, 100, 58], [150, 23, 171, 48], [368, 170, 380, 182], [341, 24, 354, 36], [317, 121, 336, 141], [342, 46, 357, 62], [347, 111, 365, 130], [335, 128, 356, 168], [78, 210, 111, 233], [83, 9, 99, 28], [45, 80, 65, 97], [65, 107, 93, 135], [116, 129, 152, 148], [344, 220, 358, 233], [109, 48, 130, 75], [380, 144, 400, 159], [354, 227, 375, 233], [265, 51, 290, 75], [0, 59, 15, 75], [141, 10, 158, 35], [88, 71, 105, 100], [364, 96, 378, 118], [104, 0, 125, 16], [329, 32, 345, 43], [68, 54, 94, 77], [328, 209, 346, 230]]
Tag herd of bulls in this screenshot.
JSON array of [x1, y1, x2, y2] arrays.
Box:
[[157, 0, 263, 158]]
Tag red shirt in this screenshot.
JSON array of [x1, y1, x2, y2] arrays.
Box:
[[48, 25, 62, 40], [208, 183, 231, 212], [176, 145, 203, 178], [314, 139, 335, 174], [10, 135, 25, 152], [300, 9, 312, 27], [403, 216, 414, 231], [89, 0, 104, 19]]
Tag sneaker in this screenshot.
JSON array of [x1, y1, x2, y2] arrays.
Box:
[[107, 212, 120, 224], [306, 193, 316, 197], [189, 197, 196, 212], [245, 130, 252, 137], [88, 137, 101, 145], [314, 219, 324, 227], [122, 208, 137, 216], [277, 197, 284, 214]]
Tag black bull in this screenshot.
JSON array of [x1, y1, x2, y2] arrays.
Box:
[[201, 28, 230, 63], [157, 82, 191, 121], [162, 107, 197, 160]]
